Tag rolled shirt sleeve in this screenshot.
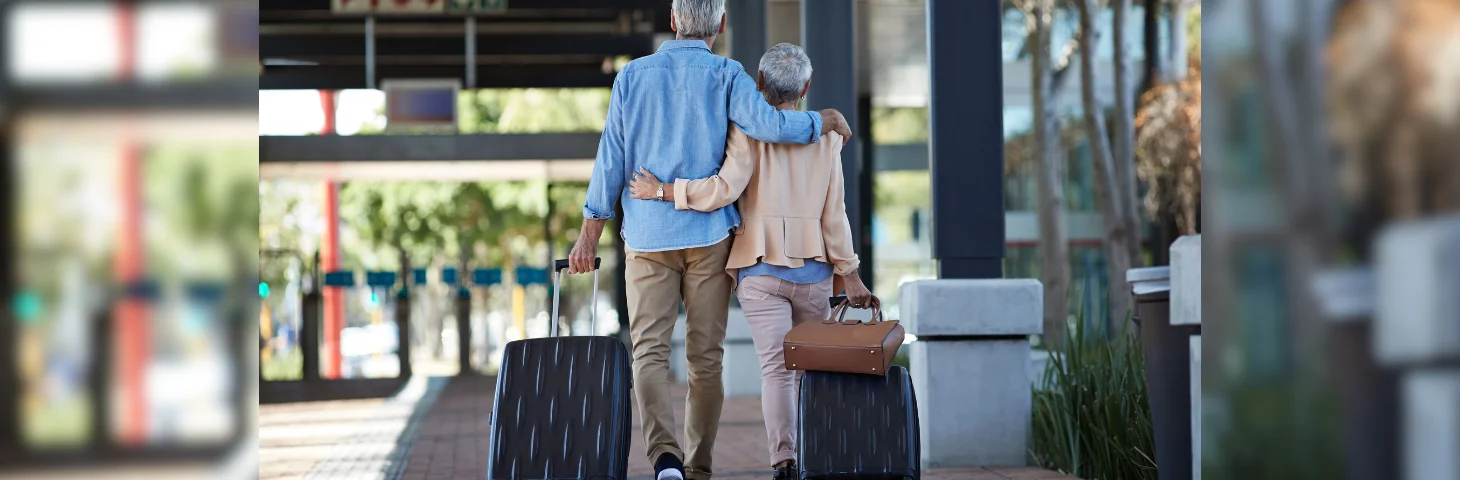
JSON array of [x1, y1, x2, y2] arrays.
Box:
[[584, 75, 628, 220], [726, 67, 822, 145]]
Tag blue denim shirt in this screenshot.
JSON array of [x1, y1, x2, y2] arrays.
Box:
[[583, 40, 824, 252], [739, 260, 834, 285]]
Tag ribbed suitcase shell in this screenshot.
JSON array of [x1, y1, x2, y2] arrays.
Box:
[[798, 366, 920, 480], [487, 335, 633, 480]]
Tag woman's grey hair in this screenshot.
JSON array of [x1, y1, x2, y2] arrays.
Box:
[[672, 0, 725, 39], [758, 43, 813, 105]]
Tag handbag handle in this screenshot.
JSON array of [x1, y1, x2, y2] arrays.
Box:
[[824, 296, 884, 325], [822, 300, 852, 324]]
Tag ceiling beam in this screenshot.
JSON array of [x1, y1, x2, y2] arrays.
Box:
[[260, 64, 616, 89], [261, 133, 603, 163], [260, 0, 667, 12], [261, 34, 651, 57]]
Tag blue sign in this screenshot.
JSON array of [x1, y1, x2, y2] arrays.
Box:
[[442, 268, 458, 285], [413, 268, 428, 286], [122, 280, 161, 300], [515, 267, 548, 286], [365, 271, 397, 287], [323, 271, 355, 287], [186, 283, 226, 303], [473, 268, 503, 286]]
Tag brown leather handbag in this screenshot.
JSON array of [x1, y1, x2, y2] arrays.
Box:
[[783, 297, 905, 376]]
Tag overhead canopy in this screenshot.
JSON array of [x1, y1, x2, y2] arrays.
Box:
[[259, 0, 673, 90]]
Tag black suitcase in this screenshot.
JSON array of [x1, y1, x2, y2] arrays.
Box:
[[487, 258, 633, 480], [798, 366, 920, 480]]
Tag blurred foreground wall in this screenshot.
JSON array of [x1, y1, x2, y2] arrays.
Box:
[[0, 0, 258, 478], [1202, 0, 1459, 479]]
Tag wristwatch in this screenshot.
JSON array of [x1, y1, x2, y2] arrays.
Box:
[[656, 185, 665, 201]]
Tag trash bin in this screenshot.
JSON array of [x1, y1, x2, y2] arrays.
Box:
[[1128, 266, 1197, 480]]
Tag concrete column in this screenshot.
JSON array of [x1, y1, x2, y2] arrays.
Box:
[[1373, 216, 1460, 480], [1190, 334, 1201, 480], [901, 279, 1042, 467]]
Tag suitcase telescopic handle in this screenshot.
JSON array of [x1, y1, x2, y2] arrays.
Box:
[[551, 257, 600, 338], [553, 258, 601, 272]]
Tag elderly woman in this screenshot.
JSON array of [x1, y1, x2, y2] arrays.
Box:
[[627, 43, 872, 480]]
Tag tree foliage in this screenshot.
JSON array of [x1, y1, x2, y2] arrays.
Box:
[[335, 180, 592, 272], [1135, 57, 1202, 235]]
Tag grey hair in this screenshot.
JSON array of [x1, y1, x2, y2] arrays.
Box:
[[758, 43, 813, 105], [672, 0, 725, 38]]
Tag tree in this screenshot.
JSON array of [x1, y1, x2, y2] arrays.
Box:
[[1018, 0, 1084, 347], [1074, 0, 1140, 334], [1111, 0, 1142, 267]]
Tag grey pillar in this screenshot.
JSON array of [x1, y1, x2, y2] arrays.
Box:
[[928, 0, 1004, 279], [802, 0, 861, 259], [0, 80, 16, 450], [456, 287, 472, 375], [728, 0, 766, 76], [857, 94, 875, 288], [613, 206, 630, 346], [394, 261, 413, 380], [302, 253, 322, 382]]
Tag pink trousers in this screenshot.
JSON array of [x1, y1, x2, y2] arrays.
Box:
[[734, 275, 833, 467]]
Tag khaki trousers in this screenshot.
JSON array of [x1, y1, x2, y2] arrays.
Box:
[[625, 238, 733, 480], [734, 275, 833, 467]]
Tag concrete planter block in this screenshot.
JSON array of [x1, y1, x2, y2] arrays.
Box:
[[1402, 370, 1460, 480], [1374, 216, 1460, 365], [1170, 235, 1201, 326], [903, 279, 1042, 467], [898, 279, 1042, 336], [910, 339, 1032, 467]]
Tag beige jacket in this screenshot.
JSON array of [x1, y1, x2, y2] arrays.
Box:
[[672, 124, 859, 287]]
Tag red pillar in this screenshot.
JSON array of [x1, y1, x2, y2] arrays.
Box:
[[319, 91, 344, 379], [113, 1, 148, 447], [115, 142, 147, 446]]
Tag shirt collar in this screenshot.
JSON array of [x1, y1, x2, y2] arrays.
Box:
[[657, 39, 712, 52]]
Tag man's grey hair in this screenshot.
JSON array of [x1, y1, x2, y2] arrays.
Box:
[[672, 0, 725, 38], [758, 43, 813, 105]]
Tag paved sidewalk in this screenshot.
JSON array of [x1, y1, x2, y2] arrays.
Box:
[[260, 375, 1077, 480]]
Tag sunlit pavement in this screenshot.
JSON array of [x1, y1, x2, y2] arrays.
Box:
[[259, 375, 1078, 480]]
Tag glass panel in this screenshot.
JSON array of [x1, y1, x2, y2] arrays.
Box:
[[413, 281, 461, 377], [7, 2, 120, 84]]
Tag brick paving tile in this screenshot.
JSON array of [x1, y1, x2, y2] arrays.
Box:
[[393, 377, 1079, 480], [982, 466, 1081, 480]]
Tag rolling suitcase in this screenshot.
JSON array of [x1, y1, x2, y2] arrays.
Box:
[[798, 365, 920, 480], [487, 257, 633, 480]]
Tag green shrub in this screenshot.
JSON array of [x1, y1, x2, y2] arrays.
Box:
[[1031, 313, 1156, 480], [1203, 380, 1345, 480]]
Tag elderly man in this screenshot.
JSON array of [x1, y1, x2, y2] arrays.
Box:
[[566, 1, 850, 480]]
